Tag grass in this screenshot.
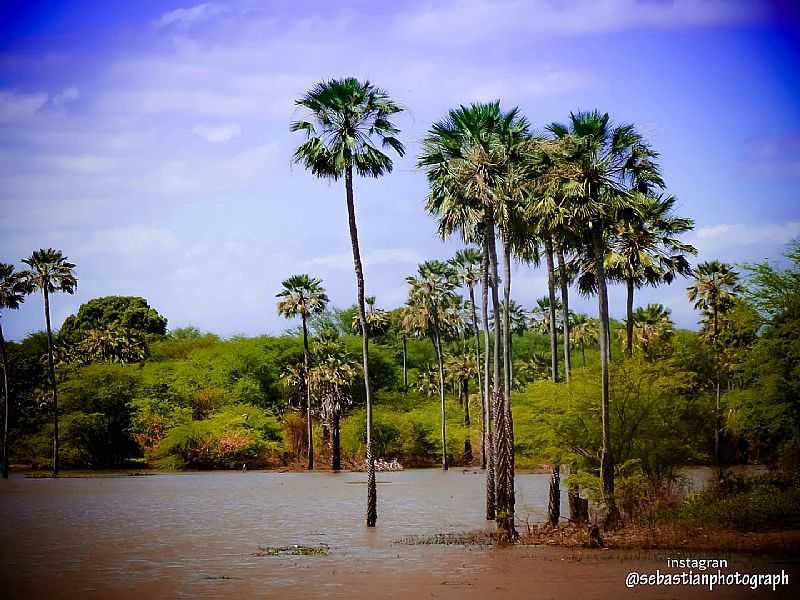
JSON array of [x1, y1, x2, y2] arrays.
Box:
[[253, 544, 330, 557]]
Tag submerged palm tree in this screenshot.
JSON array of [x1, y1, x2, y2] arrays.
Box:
[[22, 249, 77, 476], [0, 263, 29, 478], [687, 261, 743, 467], [291, 78, 404, 526], [277, 274, 329, 470]]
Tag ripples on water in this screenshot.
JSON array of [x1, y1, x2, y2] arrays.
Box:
[[0, 467, 734, 598]]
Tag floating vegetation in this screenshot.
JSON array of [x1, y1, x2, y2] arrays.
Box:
[[396, 531, 497, 546], [253, 544, 330, 557]]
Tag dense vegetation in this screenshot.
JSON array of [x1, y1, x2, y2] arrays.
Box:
[[2, 78, 798, 538]]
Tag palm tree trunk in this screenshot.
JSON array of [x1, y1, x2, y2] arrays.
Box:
[[481, 234, 495, 518], [1, 320, 10, 479], [434, 327, 447, 470], [463, 379, 472, 463], [468, 284, 484, 469], [556, 243, 571, 383], [626, 279, 635, 357], [42, 287, 59, 476], [344, 165, 377, 527], [592, 226, 619, 526], [331, 409, 341, 471], [500, 235, 516, 539], [581, 340, 586, 368], [301, 315, 314, 470], [402, 335, 408, 394], [544, 237, 559, 383]]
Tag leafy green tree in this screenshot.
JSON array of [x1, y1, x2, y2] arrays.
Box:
[[1, 263, 29, 477], [291, 77, 404, 527], [22, 249, 77, 475], [687, 260, 743, 467], [277, 274, 329, 470], [59, 296, 167, 348], [404, 260, 461, 469]]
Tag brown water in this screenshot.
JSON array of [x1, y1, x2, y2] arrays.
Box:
[[0, 468, 794, 599]]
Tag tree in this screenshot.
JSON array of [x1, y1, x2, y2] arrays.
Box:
[[627, 304, 673, 360], [687, 260, 743, 467], [450, 247, 487, 467], [277, 274, 329, 470], [22, 248, 77, 475], [0, 263, 29, 478], [606, 194, 695, 356], [419, 101, 528, 536], [291, 77, 404, 527], [59, 296, 167, 347], [309, 338, 358, 471], [351, 296, 390, 337], [404, 260, 460, 469], [445, 351, 478, 463], [541, 110, 659, 526], [570, 314, 598, 368]]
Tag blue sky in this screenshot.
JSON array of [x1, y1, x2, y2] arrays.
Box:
[[1, 0, 799, 340]]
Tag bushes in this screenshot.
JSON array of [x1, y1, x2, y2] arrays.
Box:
[[151, 404, 282, 469], [676, 474, 800, 531]]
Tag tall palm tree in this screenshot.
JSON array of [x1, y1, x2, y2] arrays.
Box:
[[687, 261, 743, 467], [22, 249, 77, 476], [404, 260, 460, 470], [542, 110, 658, 525], [607, 193, 695, 356], [419, 102, 527, 537], [291, 77, 404, 527], [277, 274, 329, 470], [450, 247, 486, 467], [0, 263, 29, 478]]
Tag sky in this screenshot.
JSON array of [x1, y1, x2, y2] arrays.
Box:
[[1, 0, 799, 340]]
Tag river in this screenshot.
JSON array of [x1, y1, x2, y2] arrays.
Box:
[[0, 468, 794, 599]]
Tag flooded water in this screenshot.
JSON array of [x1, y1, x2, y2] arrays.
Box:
[[0, 468, 794, 599]]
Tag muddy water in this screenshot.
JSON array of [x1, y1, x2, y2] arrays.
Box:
[[0, 468, 794, 599]]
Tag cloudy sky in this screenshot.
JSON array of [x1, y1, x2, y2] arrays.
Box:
[[1, 0, 799, 339]]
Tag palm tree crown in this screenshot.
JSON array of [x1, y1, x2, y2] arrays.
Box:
[[277, 274, 329, 319], [687, 261, 743, 321], [0, 264, 29, 312], [291, 78, 405, 179], [22, 249, 77, 296]]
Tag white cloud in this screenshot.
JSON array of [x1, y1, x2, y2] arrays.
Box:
[[692, 221, 800, 251], [192, 122, 241, 143], [155, 3, 226, 29], [307, 248, 424, 270], [0, 90, 48, 123]]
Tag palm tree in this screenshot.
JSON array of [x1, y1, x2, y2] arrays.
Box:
[[419, 102, 527, 537], [277, 274, 329, 470], [542, 110, 658, 525], [570, 314, 598, 368], [291, 77, 404, 527], [607, 193, 695, 356], [687, 261, 743, 467], [445, 352, 478, 463], [0, 263, 29, 478], [404, 260, 460, 470], [309, 338, 358, 471], [22, 249, 77, 476], [351, 296, 390, 337], [627, 304, 673, 360], [450, 247, 486, 467]]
